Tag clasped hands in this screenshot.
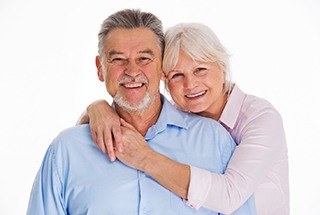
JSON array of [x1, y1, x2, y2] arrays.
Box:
[[87, 101, 152, 170]]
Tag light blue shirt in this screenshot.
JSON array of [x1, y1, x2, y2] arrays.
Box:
[[27, 95, 256, 215]]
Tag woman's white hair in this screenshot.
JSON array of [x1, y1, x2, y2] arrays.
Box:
[[163, 23, 232, 94]]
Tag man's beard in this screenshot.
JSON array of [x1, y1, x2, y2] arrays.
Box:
[[113, 91, 154, 113], [113, 74, 156, 113]]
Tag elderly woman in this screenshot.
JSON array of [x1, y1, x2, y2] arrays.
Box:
[[78, 23, 289, 215]]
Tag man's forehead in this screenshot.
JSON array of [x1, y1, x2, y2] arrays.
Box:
[[104, 28, 160, 51]]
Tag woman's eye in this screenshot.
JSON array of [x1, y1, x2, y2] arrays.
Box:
[[196, 67, 207, 72], [194, 67, 208, 75], [171, 73, 183, 79]]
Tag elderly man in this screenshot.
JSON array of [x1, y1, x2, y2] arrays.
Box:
[[27, 9, 255, 214]]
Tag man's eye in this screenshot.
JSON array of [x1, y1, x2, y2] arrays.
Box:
[[111, 58, 124, 62], [136, 57, 152, 65]]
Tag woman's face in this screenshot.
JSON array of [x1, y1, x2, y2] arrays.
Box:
[[167, 51, 227, 118]]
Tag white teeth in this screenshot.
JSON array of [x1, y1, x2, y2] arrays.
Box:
[[123, 83, 143, 88], [186, 90, 206, 98]]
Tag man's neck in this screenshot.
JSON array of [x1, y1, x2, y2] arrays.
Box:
[[115, 97, 163, 136]]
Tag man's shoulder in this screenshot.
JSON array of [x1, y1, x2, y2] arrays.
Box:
[[51, 124, 92, 148], [46, 124, 98, 165], [56, 124, 90, 139], [180, 111, 222, 128]]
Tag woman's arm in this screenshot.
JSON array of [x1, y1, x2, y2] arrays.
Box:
[[79, 100, 287, 213], [76, 100, 123, 161], [76, 110, 90, 125], [187, 109, 288, 213], [78, 102, 191, 198], [116, 119, 190, 199]]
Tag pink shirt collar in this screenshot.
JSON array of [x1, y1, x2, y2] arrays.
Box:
[[219, 84, 246, 130]]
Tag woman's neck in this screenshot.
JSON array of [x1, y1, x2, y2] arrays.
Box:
[[198, 91, 228, 121]]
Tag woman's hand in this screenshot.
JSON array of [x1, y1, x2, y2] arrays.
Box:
[[78, 99, 123, 161], [116, 118, 190, 199], [115, 119, 153, 170]]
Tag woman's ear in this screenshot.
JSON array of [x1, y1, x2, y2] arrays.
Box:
[[96, 56, 104, 82]]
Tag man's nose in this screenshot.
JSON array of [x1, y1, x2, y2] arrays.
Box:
[[124, 60, 141, 77]]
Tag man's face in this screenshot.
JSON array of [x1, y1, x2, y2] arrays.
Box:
[[96, 28, 164, 112]]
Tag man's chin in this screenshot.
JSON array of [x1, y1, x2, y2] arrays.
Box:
[[113, 92, 153, 113]]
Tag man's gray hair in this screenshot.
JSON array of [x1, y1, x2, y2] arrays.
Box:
[[98, 9, 164, 56]]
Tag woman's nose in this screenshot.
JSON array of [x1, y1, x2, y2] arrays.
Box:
[[183, 74, 197, 89]]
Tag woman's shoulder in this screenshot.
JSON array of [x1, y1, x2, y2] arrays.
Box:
[[243, 92, 280, 117], [231, 85, 279, 115]]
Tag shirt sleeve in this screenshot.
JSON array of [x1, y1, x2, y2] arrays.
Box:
[[27, 143, 67, 215], [187, 108, 287, 214]]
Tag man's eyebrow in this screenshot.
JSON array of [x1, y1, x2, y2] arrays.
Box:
[[107, 50, 124, 57], [138, 49, 155, 56], [107, 49, 155, 57]]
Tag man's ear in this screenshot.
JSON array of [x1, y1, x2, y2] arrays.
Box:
[[96, 56, 104, 82], [160, 71, 166, 81]]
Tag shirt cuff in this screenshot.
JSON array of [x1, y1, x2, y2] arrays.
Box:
[[185, 166, 212, 210]]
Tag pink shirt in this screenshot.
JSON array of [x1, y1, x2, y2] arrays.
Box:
[[188, 85, 289, 215]]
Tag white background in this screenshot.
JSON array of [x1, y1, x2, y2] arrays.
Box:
[[1, 0, 319, 214]]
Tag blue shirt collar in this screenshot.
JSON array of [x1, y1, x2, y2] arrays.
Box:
[[111, 94, 188, 140], [145, 95, 188, 140]]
